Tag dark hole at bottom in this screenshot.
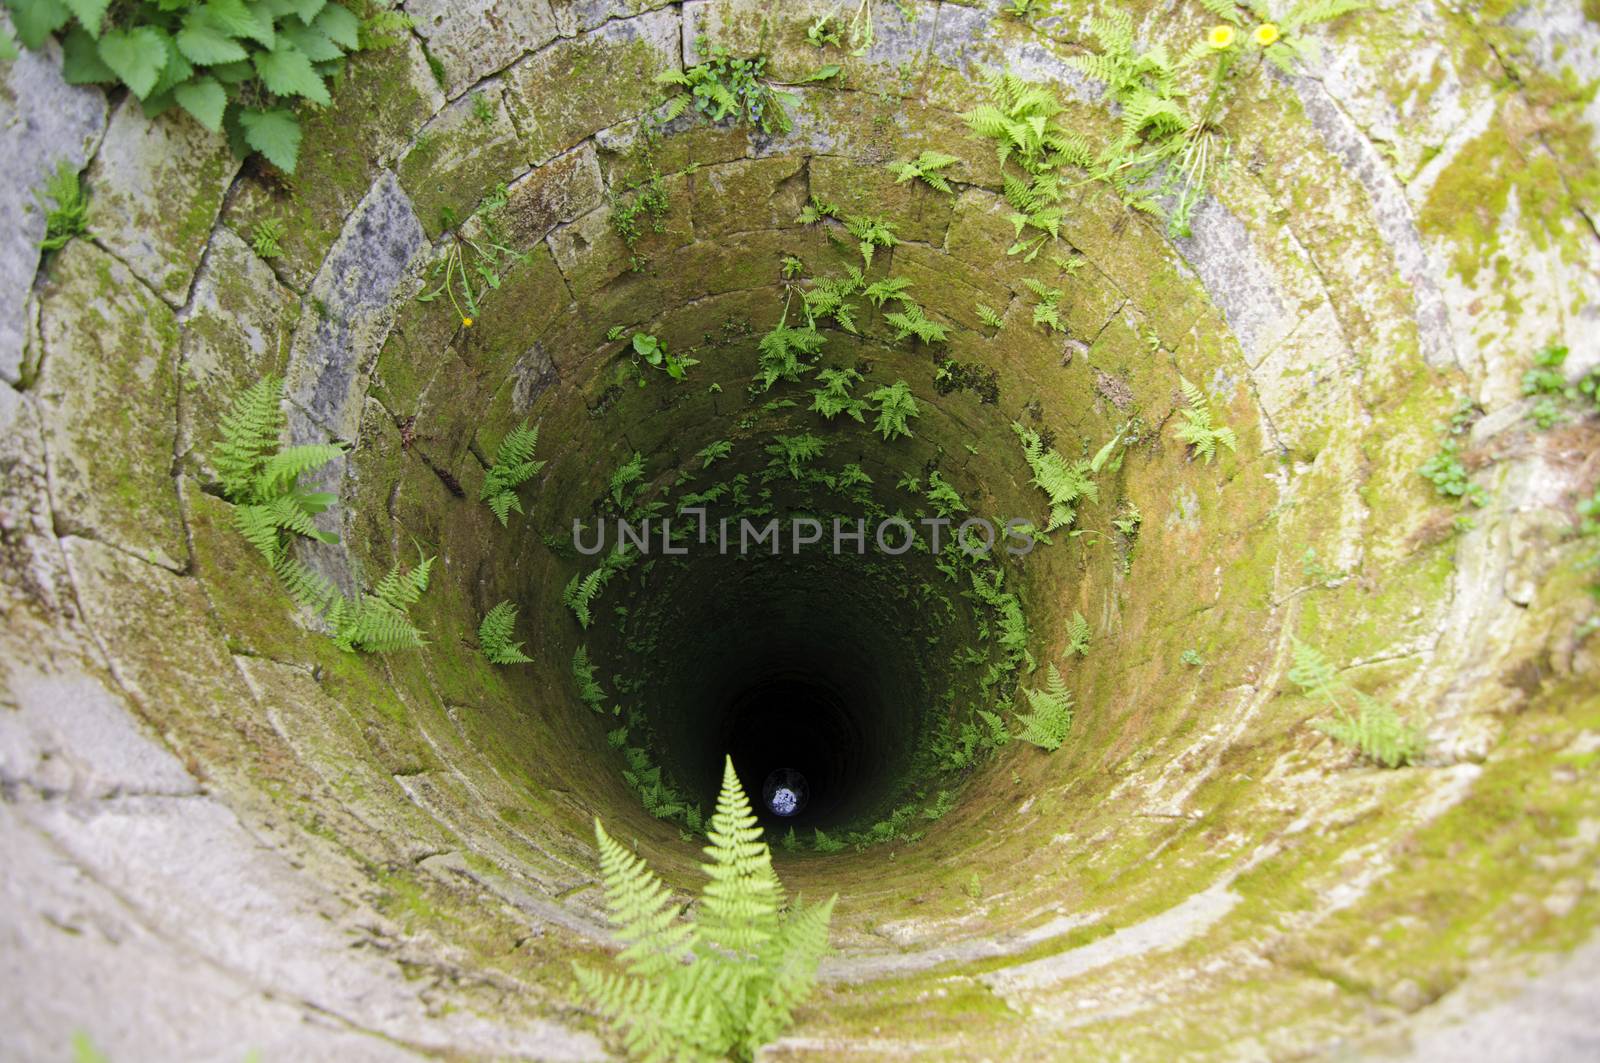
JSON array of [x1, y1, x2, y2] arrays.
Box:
[[720, 673, 864, 830]]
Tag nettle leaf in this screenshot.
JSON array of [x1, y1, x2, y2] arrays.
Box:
[[60, 0, 111, 37], [254, 40, 331, 105], [313, 3, 359, 50], [176, 12, 250, 65], [174, 76, 229, 132], [97, 27, 171, 99], [281, 22, 341, 62], [60, 26, 117, 83], [285, 0, 326, 24], [9, 0, 71, 50], [149, 34, 193, 98], [239, 107, 302, 171], [209, 0, 275, 48]]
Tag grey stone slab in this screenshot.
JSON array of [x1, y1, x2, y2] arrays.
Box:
[[285, 171, 430, 442], [406, 0, 559, 99]]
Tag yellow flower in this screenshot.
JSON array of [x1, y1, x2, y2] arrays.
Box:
[[1252, 22, 1281, 47], [1207, 24, 1236, 50], [461, 317, 474, 328]]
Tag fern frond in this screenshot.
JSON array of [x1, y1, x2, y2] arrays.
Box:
[[1288, 638, 1339, 699], [479, 600, 534, 664], [698, 756, 781, 957], [255, 444, 344, 499], [335, 601, 425, 653], [1066, 612, 1092, 656], [273, 554, 345, 619], [1016, 664, 1074, 750], [213, 375, 287, 502], [594, 818, 696, 976]]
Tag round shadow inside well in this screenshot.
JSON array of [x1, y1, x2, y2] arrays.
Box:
[[720, 673, 861, 829]]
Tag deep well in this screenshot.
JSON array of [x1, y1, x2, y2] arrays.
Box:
[[3, 0, 1600, 1059]]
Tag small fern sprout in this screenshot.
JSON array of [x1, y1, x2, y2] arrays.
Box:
[[889, 150, 960, 194], [1013, 421, 1099, 531], [1174, 377, 1238, 464], [36, 161, 90, 251], [1016, 664, 1074, 751], [1288, 639, 1424, 768], [480, 421, 546, 526], [866, 380, 920, 441], [478, 600, 534, 664], [1065, 612, 1092, 657]]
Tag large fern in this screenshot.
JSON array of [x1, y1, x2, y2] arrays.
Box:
[[213, 378, 435, 651], [481, 421, 547, 526], [574, 758, 837, 1062], [1016, 664, 1074, 751], [479, 600, 534, 664]]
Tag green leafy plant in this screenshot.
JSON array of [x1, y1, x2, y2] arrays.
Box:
[[843, 213, 898, 269], [889, 150, 959, 194], [470, 89, 494, 124], [573, 757, 836, 1062], [1013, 422, 1098, 531], [7, 0, 398, 173], [1016, 663, 1073, 751], [752, 311, 826, 393], [1419, 438, 1486, 508], [812, 828, 845, 853], [35, 160, 90, 251], [417, 184, 528, 327], [478, 600, 533, 665], [866, 379, 919, 441], [609, 128, 672, 271], [563, 567, 609, 629], [1288, 639, 1423, 768], [330, 553, 434, 653], [975, 302, 1006, 329], [1520, 344, 1599, 426], [1180, 648, 1204, 667], [882, 299, 949, 345], [249, 216, 284, 259], [964, 72, 1090, 259], [697, 440, 733, 468], [809, 366, 867, 423], [796, 193, 840, 225], [1065, 611, 1091, 656], [622, 331, 699, 385], [214, 375, 342, 566], [480, 421, 546, 526], [925, 471, 967, 519], [1022, 277, 1066, 333], [658, 43, 796, 135], [573, 645, 609, 712], [765, 433, 826, 480], [1174, 377, 1238, 463], [806, 12, 841, 48], [215, 381, 435, 653]]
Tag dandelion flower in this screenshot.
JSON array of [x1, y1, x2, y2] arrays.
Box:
[[1207, 25, 1237, 50], [462, 317, 474, 328], [1252, 23, 1281, 47]]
